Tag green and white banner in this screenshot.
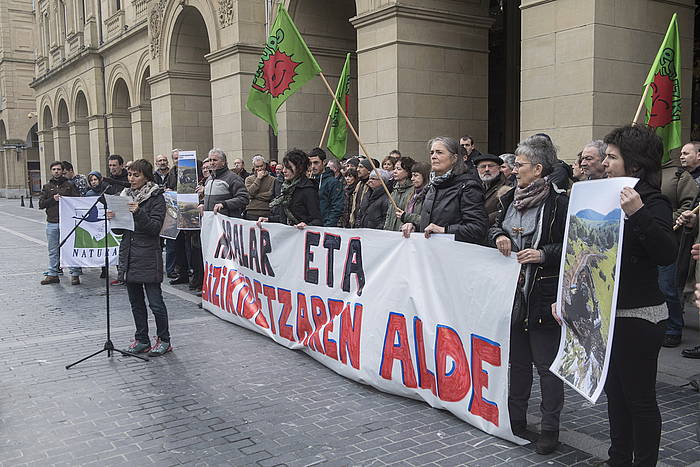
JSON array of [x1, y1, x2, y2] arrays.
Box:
[[59, 196, 121, 268]]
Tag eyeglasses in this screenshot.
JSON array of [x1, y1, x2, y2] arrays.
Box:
[[513, 162, 533, 169]]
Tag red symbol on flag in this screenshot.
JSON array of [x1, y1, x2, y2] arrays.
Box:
[[648, 73, 674, 128], [252, 50, 300, 98]]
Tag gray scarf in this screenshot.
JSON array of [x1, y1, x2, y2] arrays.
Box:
[[122, 181, 160, 205], [512, 177, 550, 211]]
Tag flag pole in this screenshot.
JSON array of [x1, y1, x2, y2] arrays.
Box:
[[319, 112, 332, 147], [318, 71, 399, 211], [632, 83, 651, 125]]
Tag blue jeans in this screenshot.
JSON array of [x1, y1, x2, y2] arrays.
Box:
[[126, 282, 170, 344], [658, 263, 683, 336], [46, 222, 82, 277]]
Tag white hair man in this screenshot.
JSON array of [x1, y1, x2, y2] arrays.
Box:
[[244, 154, 276, 220]]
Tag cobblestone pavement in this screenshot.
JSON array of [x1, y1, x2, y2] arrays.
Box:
[[0, 199, 698, 466]]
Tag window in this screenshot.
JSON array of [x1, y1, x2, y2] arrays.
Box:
[[116, 0, 121, 11]]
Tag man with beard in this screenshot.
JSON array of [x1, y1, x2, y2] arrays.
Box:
[[154, 154, 170, 187], [104, 155, 130, 194], [474, 153, 512, 225]]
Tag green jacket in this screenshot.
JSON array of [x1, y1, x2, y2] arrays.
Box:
[[661, 161, 698, 223], [384, 179, 415, 231]]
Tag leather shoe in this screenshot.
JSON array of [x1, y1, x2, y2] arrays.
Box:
[[682, 345, 700, 359], [167, 271, 178, 279], [536, 430, 559, 455], [169, 275, 190, 285], [663, 334, 682, 348], [511, 421, 538, 443]]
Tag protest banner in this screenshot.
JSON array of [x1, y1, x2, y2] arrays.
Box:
[[201, 212, 526, 444], [59, 196, 120, 268], [551, 177, 638, 403], [176, 150, 201, 230]]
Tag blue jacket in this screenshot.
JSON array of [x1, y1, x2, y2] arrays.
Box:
[[313, 168, 344, 227]]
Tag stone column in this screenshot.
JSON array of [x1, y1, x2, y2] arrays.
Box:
[[52, 125, 71, 162], [38, 128, 55, 183], [106, 112, 134, 161], [519, 0, 694, 161], [87, 116, 106, 172], [68, 120, 91, 175], [351, 1, 492, 160], [130, 105, 154, 161]]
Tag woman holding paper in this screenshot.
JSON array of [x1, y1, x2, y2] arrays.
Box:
[[488, 134, 568, 454], [598, 124, 676, 466], [110, 159, 172, 357]]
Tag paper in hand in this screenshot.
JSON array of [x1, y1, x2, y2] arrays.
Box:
[[104, 194, 135, 231]]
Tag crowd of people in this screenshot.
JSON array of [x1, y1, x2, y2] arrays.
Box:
[[36, 126, 700, 463]]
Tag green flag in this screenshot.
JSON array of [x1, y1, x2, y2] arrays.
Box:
[[643, 13, 681, 164], [326, 53, 352, 159], [245, 3, 322, 134]]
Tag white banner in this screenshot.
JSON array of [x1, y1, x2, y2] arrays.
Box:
[[59, 196, 120, 268], [551, 178, 637, 403], [201, 212, 525, 443]]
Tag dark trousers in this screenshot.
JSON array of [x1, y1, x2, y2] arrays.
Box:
[[187, 231, 203, 287], [169, 231, 189, 278], [605, 317, 664, 466], [658, 264, 683, 336], [509, 323, 564, 431], [126, 282, 170, 344]]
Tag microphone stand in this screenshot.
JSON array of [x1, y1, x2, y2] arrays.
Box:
[[62, 187, 149, 368]]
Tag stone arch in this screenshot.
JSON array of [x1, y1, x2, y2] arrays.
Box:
[[158, 0, 219, 72], [160, 5, 212, 158], [42, 104, 53, 130], [54, 88, 71, 121], [106, 64, 134, 113], [73, 90, 91, 174], [55, 98, 72, 162], [109, 77, 134, 161], [26, 124, 42, 193], [134, 50, 152, 107], [70, 78, 92, 116], [39, 104, 56, 178], [0, 119, 6, 145]]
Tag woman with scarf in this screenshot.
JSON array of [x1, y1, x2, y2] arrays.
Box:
[[400, 136, 487, 244], [395, 161, 431, 228], [591, 125, 673, 466], [258, 149, 322, 228], [109, 159, 171, 357], [488, 134, 568, 454], [85, 171, 109, 196], [384, 157, 415, 231]]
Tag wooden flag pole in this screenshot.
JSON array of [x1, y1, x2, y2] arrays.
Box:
[[318, 71, 399, 211], [673, 204, 700, 231], [319, 111, 332, 147], [632, 83, 651, 125]]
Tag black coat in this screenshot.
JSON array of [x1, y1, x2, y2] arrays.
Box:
[[488, 185, 569, 327], [105, 169, 130, 194], [358, 187, 389, 229], [418, 170, 488, 244], [270, 177, 323, 226], [117, 189, 166, 284], [617, 181, 676, 309]]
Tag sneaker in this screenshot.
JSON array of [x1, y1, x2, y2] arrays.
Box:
[[125, 340, 151, 354], [71, 276, 80, 285], [169, 275, 189, 285], [682, 345, 700, 359], [41, 275, 59, 285], [110, 279, 124, 286], [662, 334, 681, 348], [58, 267, 64, 275], [148, 340, 172, 357]]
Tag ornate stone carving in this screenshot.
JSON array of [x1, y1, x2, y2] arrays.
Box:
[[149, 0, 168, 58], [218, 0, 234, 28]]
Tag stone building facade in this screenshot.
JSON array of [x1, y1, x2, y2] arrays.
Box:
[[23, 0, 698, 185], [0, 0, 40, 197]]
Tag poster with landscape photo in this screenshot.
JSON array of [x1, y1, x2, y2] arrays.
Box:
[[550, 177, 638, 403], [160, 191, 179, 239]]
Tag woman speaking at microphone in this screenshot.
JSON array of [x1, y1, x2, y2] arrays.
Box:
[[257, 149, 322, 229], [109, 159, 172, 357], [489, 134, 568, 454]]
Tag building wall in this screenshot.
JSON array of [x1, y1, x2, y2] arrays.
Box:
[[0, 0, 38, 197], [520, 0, 695, 161]]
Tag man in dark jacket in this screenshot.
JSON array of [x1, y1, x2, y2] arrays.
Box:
[[459, 135, 481, 168], [39, 161, 82, 285], [349, 158, 371, 227], [154, 154, 170, 187], [165, 149, 180, 190], [309, 148, 344, 227], [104, 155, 130, 194], [201, 148, 250, 217], [474, 153, 512, 225], [232, 158, 250, 181], [680, 141, 700, 185]]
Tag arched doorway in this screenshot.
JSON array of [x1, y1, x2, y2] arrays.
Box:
[[56, 99, 71, 162], [39, 106, 55, 180], [109, 77, 134, 162], [26, 124, 42, 193], [282, 0, 358, 157], [168, 6, 212, 158], [73, 91, 91, 174], [0, 120, 7, 195]]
